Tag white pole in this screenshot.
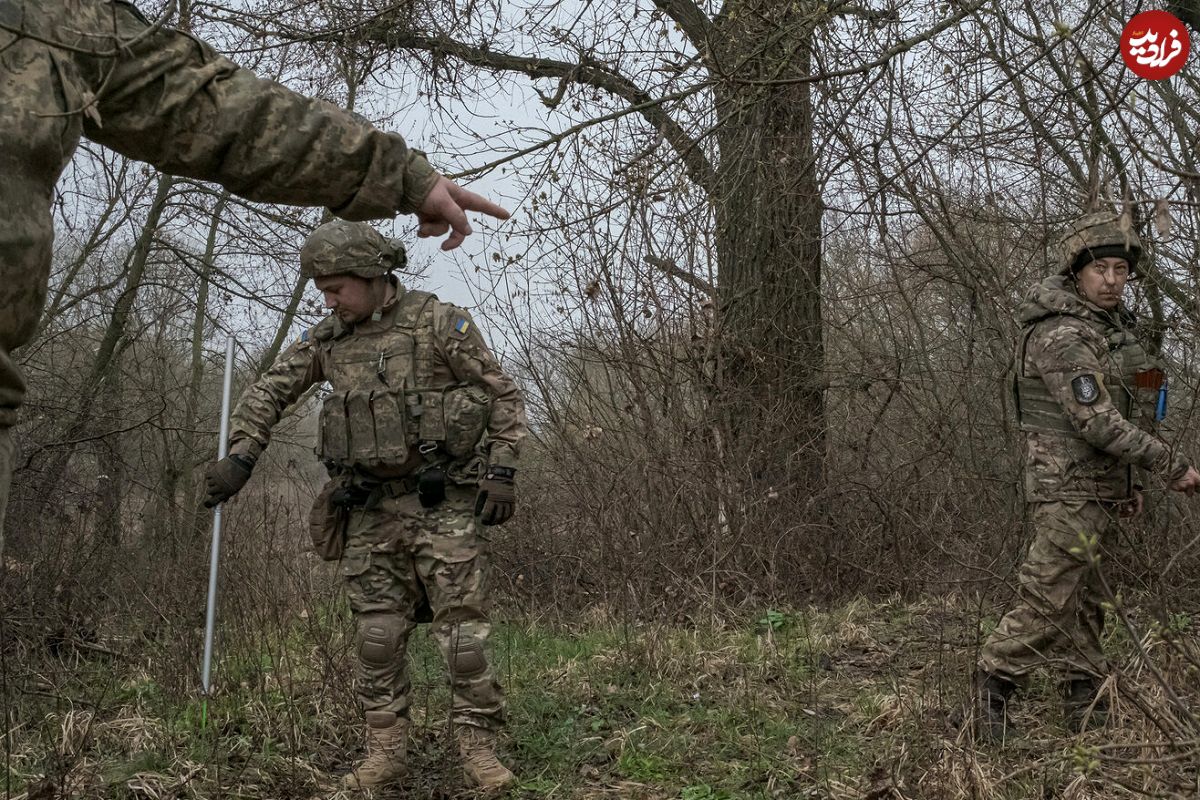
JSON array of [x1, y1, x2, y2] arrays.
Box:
[[201, 337, 235, 696]]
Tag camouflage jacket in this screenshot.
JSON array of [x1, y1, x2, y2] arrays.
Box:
[[7, 0, 437, 219], [1013, 275, 1188, 501], [229, 281, 527, 482]]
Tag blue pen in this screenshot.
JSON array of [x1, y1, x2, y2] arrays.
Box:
[[1156, 378, 1168, 422]]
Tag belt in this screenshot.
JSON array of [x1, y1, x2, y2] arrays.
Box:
[[371, 475, 419, 499], [335, 473, 420, 510]]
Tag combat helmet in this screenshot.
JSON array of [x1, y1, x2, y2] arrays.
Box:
[[300, 220, 406, 280], [1058, 211, 1142, 278]]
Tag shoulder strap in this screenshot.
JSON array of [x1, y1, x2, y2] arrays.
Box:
[[393, 289, 438, 388]]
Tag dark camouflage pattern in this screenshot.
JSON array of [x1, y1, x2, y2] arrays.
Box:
[[0, 0, 439, 549], [342, 486, 504, 730], [1013, 275, 1186, 502], [979, 500, 1119, 682], [228, 281, 526, 474], [300, 220, 407, 280]]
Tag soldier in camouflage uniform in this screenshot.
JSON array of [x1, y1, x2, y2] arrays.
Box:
[[975, 213, 1200, 740], [0, 0, 509, 557], [203, 221, 526, 791]]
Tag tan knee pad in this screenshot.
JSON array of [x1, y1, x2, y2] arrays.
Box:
[[357, 613, 406, 669], [450, 637, 487, 679]]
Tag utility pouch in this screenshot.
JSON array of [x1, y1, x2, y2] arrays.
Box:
[[442, 385, 492, 458], [418, 466, 446, 508], [309, 480, 349, 562]]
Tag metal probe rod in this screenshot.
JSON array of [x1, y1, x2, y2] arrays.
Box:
[[201, 337, 235, 696]]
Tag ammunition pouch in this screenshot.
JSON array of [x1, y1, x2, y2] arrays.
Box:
[[318, 388, 410, 468], [318, 384, 490, 469]]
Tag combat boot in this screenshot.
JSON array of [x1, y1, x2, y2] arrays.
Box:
[[1064, 677, 1108, 733], [344, 710, 408, 790], [975, 671, 1018, 743], [456, 725, 516, 792]]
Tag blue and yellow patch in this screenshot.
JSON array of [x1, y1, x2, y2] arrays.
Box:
[[296, 328, 311, 346], [453, 317, 471, 337]]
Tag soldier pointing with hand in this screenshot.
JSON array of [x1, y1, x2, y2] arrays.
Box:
[[0, 0, 510, 554]]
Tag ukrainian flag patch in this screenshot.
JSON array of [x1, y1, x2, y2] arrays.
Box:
[[454, 317, 471, 336]]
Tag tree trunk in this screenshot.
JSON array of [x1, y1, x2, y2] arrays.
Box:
[[21, 175, 176, 536], [711, 1, 826, 498]]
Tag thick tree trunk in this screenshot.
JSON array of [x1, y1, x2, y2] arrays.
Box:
[[711, 1, 826, 498]]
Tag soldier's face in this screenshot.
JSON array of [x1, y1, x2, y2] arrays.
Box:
[[1074, 256, 1130, 310], [314, 274, 379, 323]]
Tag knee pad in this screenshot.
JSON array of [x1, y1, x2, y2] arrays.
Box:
[[450, 637, 487, 679], [357, 613, 405, 669]]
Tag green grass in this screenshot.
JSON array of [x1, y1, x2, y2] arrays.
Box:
[[6, 598, 1200, 798]]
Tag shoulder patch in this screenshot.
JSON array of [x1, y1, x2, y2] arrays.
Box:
[[1071, 374, 1100, 405], [450, 317, 472, 339]]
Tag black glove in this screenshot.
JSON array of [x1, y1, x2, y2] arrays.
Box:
[[203, 454, 255, 508], [475, 466, 516, 526]]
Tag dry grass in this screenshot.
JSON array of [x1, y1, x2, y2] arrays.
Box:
[[5, 594, 1200, 799]]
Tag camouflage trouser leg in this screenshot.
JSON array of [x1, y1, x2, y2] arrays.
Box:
[[0, 32, 83, 556], [342, 485, 505, 731], [979, 500, 1119, 682]]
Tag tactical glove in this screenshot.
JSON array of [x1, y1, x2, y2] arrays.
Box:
[[203, 454, 255, 508], [475, 466, 516, 526]]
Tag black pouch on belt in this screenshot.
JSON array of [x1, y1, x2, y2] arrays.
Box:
[[418, 466, 446, 508]]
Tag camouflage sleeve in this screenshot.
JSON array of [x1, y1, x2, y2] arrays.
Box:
[[435, 305, 528, 470], [84, 4, 438, 219], [1027, 319, 1188, 478], [227, 330, 325, 460]]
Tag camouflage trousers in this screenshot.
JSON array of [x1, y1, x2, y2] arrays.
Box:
[[341, 484, 505, 731], [1, 26, 88, 557], [979, 500, 1121, 682]]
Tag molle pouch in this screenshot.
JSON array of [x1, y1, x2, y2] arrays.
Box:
[[418, 465, 446, 508], [369, 389, 410, 462], [419, 392, 447, 443], [318, 393, 350, 462], [443, 385, 492, 458], [308, 480, 348, 561], [345, 389, 376, 465]]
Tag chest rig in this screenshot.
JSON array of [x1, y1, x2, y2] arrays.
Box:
[[316, 291, 491, 471], [1014, 314, 1157, 437]]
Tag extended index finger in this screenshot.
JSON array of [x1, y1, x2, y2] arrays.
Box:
[[450, 184, 511, 221]]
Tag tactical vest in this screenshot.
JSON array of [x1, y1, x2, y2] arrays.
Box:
[[316, 290, 491, 471], [1013, 320, 1151, 437]]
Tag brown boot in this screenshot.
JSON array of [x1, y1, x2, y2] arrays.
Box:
[[344, 710, 408, 790], [456, 725, 516, 791]]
